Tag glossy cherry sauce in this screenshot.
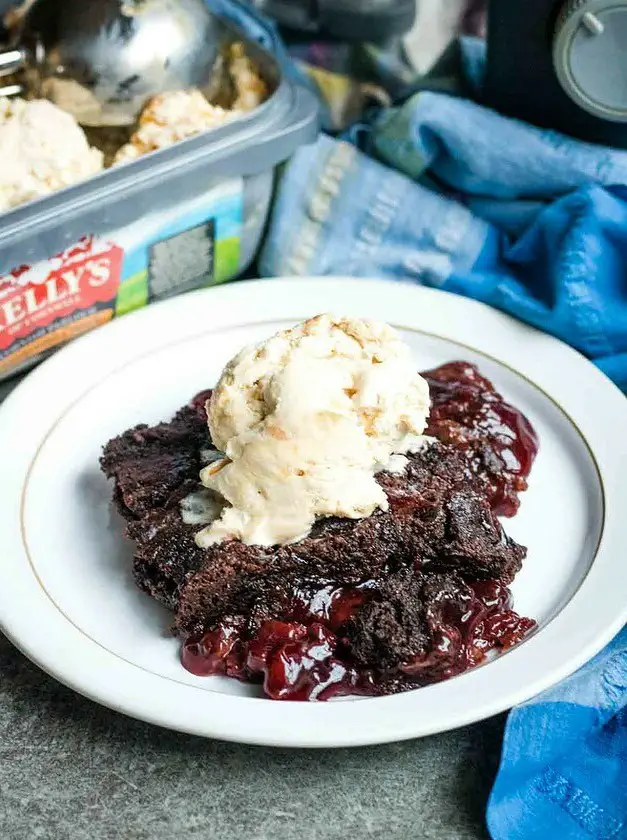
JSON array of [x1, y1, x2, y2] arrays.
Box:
[[423, 362, 539, 517], [182, 580, 535, 701]]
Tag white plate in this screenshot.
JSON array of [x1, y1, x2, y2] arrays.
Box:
[[1, 277, 626, 748]]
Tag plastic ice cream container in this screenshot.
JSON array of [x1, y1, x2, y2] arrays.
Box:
[[0, 0, 320, 381]]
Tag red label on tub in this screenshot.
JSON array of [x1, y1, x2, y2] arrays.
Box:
[[0, 236, 123, 377]]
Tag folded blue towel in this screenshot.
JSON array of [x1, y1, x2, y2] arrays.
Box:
[[259, 39, 627, 838]]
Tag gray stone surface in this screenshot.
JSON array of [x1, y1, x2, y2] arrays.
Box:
[[0, 633, 504, 840], [0, 372, 504, 840]]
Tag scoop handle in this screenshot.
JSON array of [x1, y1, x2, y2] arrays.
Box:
[[0, 47, 26, 97], [0, 47, 25, 77]]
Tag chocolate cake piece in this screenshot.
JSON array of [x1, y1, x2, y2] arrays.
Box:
[[126, 508, 206, 611], [100, 385, 526, 638], [100, 390, 212, 520], [344, 568, 431, 672]]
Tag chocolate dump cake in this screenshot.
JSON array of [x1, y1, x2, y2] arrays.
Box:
[[101, 318, 538, 701]]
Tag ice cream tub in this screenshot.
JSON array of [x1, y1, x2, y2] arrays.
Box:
[[0, 0, 320, 380]]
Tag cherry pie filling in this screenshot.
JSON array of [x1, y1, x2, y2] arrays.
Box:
[[182, 579, 536, 701], [181, 362, 539, 701], [423, 361, 538, 517]]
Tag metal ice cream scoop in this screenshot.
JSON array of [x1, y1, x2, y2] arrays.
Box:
[[0, 0, 226, 125]]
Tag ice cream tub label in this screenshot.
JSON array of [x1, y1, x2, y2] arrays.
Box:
[[0, 178, 244, 379]]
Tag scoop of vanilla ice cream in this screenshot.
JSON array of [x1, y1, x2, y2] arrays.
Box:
[[0, 98, 104, 212], [196, 314, 431, 548], [113, 90, 238, 165]]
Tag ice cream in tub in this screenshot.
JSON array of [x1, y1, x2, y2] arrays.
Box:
[[0, 0, 319, 380]]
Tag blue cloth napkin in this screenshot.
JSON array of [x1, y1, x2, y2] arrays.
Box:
[[488, 627, 627, 840], [259, 38, 627, 838]]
